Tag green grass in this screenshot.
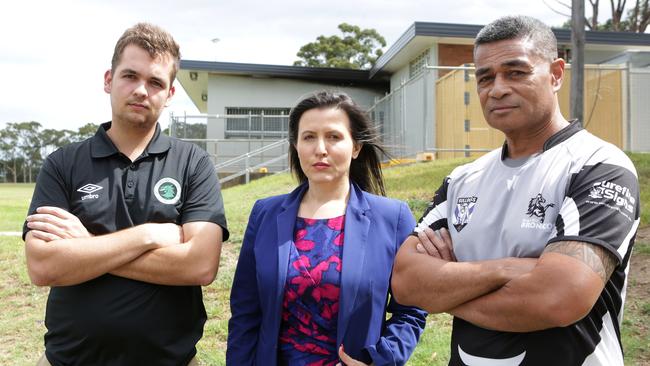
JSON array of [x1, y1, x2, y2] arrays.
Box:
[[621, 239, 650, 364], [0, 184, 33, 232], [1, 153, 649, 365]]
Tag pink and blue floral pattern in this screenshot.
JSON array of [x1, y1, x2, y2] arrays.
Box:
[[278, 215, 345, 366]]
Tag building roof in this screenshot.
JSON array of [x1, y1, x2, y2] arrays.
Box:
[[370, 21, 650, 77], [179, 21, 650, 111], [181, 60, 389, 85], [177, 60, 389, 112]]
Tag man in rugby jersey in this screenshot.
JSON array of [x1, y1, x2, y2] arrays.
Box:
[[392, 15, 639, 365]]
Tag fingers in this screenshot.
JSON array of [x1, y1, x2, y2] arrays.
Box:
[[26, 220, 66, 238], [417, 229, 441, 258], [35, 206, 75, 220], [439, 227, 456, 261], [26, 213, 65, 227], [30, 229, 63, 242], [416, 227, 455, 261], [26, 211, 91, 239], [337, 344, 367, 365], [338, 345, 352, 365]]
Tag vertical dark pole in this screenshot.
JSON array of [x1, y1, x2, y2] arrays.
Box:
[[571, 0, 585, 123]]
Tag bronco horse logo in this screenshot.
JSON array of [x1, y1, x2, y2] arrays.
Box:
[[526, 193, 555, 223]]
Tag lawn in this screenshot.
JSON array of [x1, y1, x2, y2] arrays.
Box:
[[1, 154, 649, 365]]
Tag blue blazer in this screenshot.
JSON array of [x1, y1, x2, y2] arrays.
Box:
[[227, 183, 426, 365]]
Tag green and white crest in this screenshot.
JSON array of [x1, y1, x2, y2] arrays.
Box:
[[154, 177, 181, 204]]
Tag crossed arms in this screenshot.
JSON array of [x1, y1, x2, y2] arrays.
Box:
[[391, 227, 617, 332], [24, 206, 223, 287]]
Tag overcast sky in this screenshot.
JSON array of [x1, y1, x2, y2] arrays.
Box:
[[0, 0, 615, 131]]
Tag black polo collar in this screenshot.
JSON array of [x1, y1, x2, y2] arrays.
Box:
[[501, 119, 583, 160], [90, 122, 171, 158]]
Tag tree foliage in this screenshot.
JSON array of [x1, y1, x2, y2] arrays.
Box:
[[293, 23, 387, 69], [552, 0, 650, 32], [0, 122, 98, 183]]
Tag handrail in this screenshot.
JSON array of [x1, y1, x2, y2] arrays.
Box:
[[212, 138, 289, 185], [219, 153, 289, 185], [213, 139, 288, 170]]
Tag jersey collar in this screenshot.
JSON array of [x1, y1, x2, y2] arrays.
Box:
[[91, 122, 171, 158], [501, 119, 583, 160], [543, 119, 583, 151]]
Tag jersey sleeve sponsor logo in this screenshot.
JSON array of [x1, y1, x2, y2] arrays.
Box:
[[77, 183, 103, 201], [154, 177, 181, 205], [458, 346, 526, 366], [587, 180, 636, 216], [453, 196, 477, 232]]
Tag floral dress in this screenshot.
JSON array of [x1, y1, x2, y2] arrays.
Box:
[[278, 215, 345, 366]]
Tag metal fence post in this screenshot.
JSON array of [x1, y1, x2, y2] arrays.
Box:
[[248, 112, 252, 140], [245, 153, 250, 184]]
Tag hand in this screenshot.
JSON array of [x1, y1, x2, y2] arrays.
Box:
[[337, 344, 370, 366], [416, 227, 456, 261], [145, 223, 184, 247], [26, 206, 92, 242]]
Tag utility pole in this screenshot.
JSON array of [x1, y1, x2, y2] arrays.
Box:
[[571, 0, 585, 123]]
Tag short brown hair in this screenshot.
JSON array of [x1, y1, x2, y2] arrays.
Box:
[[111, 23, 181, 85]]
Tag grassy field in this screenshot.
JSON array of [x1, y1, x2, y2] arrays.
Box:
[[1, 154, 648, 365]]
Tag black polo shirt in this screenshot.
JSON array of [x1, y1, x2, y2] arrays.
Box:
[[24, 122, 228, 366]]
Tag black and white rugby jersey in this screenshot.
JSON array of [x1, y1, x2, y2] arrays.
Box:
[[415, 121, 640, 366]]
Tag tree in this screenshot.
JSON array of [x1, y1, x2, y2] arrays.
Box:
[[41, 128, 75, 157], [0, 122, 42, 183], [0, 126, 20, 183], [550, 0, 650, 32], [628, 0, 650, 32], [14, 121, 44, 183], [166, 122, 207, 150], [0, 121, 100, 183], [293, 23, 386, 69], [546, 0, 601, 29], [74, 122, 99, 142]]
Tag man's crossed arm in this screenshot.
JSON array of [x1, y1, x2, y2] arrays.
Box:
[[391, 227, 616, 332], [24, 206, 223, 287]]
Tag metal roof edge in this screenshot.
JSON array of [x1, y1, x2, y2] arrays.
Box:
[[180, 60, 383, 82], [368, 21, 650, 78]]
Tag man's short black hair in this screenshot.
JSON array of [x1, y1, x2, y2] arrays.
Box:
[[475, 15, 558, 62]]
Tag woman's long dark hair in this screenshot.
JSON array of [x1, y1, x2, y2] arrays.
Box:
[[288, 91, 387, 196]]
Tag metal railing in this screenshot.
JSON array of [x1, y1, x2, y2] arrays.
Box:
[[212, 138, 289, 185]]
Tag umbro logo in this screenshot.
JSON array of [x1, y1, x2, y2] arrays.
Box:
[[77, 184, 103, 200], [77, 184, 103, 194]]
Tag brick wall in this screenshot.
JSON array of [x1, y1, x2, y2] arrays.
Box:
[[438, 44, 474, 77]]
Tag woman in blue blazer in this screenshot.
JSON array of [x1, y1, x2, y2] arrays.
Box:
[[227, 91, 426, 365]]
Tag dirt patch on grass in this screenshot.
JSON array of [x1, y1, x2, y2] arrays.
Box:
[[626, 226, 650, 364], [631, 226, 650, 290]]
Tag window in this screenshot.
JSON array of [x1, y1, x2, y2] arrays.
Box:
[[409, 50, 430, 78], [225, 107, 290, 139]]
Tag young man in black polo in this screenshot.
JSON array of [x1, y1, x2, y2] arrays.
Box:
[[23, 23, 228, 366]]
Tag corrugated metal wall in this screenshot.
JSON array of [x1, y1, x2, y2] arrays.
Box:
[[630, 69, 650, 152], [558, 66, 624, 147]]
